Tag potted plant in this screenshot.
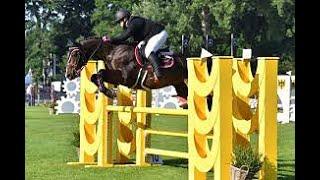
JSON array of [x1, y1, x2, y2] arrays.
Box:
[[231, 145, 263, 180]]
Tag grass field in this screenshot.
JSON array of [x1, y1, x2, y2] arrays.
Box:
[[25, 106, 294, 180]]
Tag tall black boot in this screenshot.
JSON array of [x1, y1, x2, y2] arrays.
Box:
[[148, 52, 163, 78]]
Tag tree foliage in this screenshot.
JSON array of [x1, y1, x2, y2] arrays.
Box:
[[25, 0, 295, 83], [25, 0, 95, 82]]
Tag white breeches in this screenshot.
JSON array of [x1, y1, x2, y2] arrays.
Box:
[[144, 30, 168, 58]]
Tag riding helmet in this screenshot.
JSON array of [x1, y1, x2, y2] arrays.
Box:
[[115, 9, 131, 23]]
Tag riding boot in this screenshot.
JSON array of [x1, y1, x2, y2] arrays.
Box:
[[148, 52, 163, 79]]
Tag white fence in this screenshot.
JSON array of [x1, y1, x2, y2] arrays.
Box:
[[54, 74, 296, 124], [277, 74, 295, 123]]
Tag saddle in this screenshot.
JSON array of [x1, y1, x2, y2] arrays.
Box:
[[134, 46, 176, 69]]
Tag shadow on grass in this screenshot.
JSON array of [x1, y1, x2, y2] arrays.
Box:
[[277, 159, 295, 180], [160, 158, 295, 179], [162, 158, 188, 168]]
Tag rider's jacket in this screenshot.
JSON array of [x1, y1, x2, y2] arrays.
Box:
[[110, 16, 165, 44]]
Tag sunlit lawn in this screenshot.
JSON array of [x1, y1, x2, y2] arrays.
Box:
[[26, 106, 294, 179]]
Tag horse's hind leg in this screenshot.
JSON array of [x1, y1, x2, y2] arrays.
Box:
[[173, 82, 188, 109]]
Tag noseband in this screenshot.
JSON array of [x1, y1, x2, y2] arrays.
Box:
[[67, 40, 103, 76]]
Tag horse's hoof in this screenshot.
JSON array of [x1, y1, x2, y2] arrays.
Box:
[[98, 88, 115, 99], [177, 96, 188, 109], [180, 104, 188, 109], [103, 89, 117, 99], [110, 90, 117, 98]]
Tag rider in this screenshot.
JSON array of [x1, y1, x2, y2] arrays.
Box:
[[103, 8, 168, 81]]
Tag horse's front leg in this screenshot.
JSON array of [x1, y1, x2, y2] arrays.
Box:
[[91, 71, 117, 98], [121, 68, 128, 84]]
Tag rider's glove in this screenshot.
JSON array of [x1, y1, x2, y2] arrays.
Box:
[[137, 41, 146, 49], [102, 35, 111, 43]]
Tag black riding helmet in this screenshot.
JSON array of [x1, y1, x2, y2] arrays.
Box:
[[115, 9, 131, 23]]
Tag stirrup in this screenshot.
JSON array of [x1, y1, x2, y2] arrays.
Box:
[[152, 72, 160, 84]]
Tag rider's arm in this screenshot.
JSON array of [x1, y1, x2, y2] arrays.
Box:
[[109, 28, 132, 44], [110, 18, 144, 44]]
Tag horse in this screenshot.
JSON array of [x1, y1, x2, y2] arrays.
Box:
[[65, 37, 188, 108]]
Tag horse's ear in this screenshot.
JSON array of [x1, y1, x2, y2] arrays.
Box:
[[66, 38, 81, 48], [73, 42, 82, 47], [66, 39, 74, 47]]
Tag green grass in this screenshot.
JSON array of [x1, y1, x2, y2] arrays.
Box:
[[26, 106, 294, 179]]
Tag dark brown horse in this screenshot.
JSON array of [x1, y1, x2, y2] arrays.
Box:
[[65, 37, 188, 107]]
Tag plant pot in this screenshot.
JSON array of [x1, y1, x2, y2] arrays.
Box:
[[231, 165, 249, 180], [245, 172, 256, 180]]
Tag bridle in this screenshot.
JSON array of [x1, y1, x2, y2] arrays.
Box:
[[67, 47, 86, 76], [67, 39, 103, 76]]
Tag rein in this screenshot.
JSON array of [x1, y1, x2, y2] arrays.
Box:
[[88, 40, 103, 60]]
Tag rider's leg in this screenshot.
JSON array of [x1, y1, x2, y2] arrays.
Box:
[[148, 52, 163, 78], [144, 30, 168, 79]]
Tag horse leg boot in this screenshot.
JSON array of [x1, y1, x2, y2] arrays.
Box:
[[98, 75, 117, 98], [90, 74, 100, 88], [91, 72, 117, 98], [98, 70, 117, 98], [147, 52, 163, 82]]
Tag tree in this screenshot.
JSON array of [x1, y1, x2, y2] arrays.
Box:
[[131, 0, 204, 55], [50, 0, 96, 78], [92, 0, 294, 74], [91, 0, 140, 37], [271, 0, 295, 74], [25, 0, 58, 82], [26, 0, 295, 80], [25, 0, 96, 82]]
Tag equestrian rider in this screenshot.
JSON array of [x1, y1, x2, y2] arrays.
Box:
[[103, 8, 168, 81]]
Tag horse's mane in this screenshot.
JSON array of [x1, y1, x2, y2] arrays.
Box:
[[77, 36, 136, 67], [79, 36, 101, 44], [80, 36, 135, 47], [112, 45, 134, 58], [109, 44, 135, 67], [86, 36, 101, 40]]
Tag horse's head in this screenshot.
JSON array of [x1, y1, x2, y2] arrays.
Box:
[[65, 42, 87, 80], [65, 37, 109, 80]]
